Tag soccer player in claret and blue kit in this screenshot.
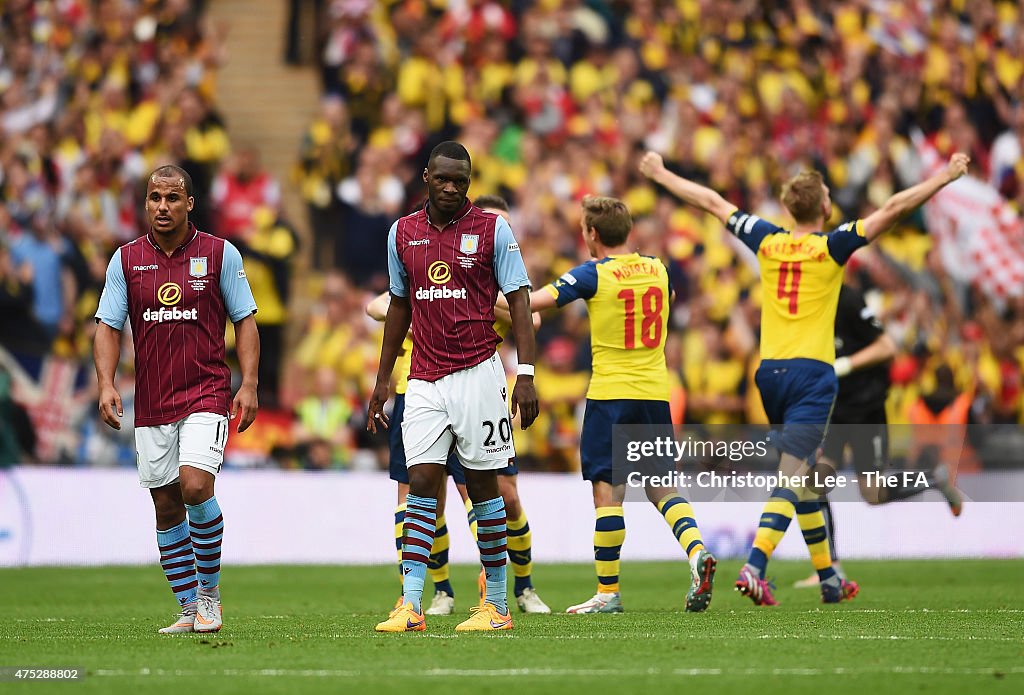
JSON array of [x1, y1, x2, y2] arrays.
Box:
[[94, 165, 260, 634], [367, 142, 539, 633], [640, 149, 968, 606]]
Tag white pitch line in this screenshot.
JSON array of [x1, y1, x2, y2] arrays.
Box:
[[89, 666, 1024, 678], [7, 632, 1022, 642]]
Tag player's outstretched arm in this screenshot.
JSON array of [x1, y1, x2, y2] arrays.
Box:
[[639, 151, 736, 224], [367, 293, 412, 433], [506, 287, 539, 430], [528, 288, 557, 311], [365, 292, 390, 322], [93, 321, 123, 430], [834, 333, 897, 377], [232, 314, 260, 433], [861, 153, 969, 242]]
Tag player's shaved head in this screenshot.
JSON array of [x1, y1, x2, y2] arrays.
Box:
[[781, 171, 825, 224], [149, 165, 194, 197], [428, 141, 472, 170], [581, 195, 632, 247]]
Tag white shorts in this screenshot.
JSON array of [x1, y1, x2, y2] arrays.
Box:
[[403, 353, 515, 470], [134, 412, 229, 488]]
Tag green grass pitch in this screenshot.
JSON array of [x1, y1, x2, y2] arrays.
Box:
[[1, 560, 1022, 694]]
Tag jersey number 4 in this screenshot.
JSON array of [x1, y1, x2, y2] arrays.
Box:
[[777, 261, 802, 315], [617, 287, 663, 349]]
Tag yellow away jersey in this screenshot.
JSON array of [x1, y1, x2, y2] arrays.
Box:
[[394, 335, 414, 395], [544, 253, 671, 401], [725, 211, 868, 363], [397, 320, 509, 395]]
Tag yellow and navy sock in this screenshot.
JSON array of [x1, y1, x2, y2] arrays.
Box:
[[594, 506, 626, 594], [186, 496, 223, 594], [474, 497, 508, 614], [819, 498, 839, 562], [796, 500, 837, 582], [402, 494, 437, 613], [427, 514, 454, 597], [657, 494, 704, 559], [506, 512, 533, 597], [157, 520, 197, 607], [394, 503, 406, 579], [464, 496, 478, 540], [747, 487, 797, 577]]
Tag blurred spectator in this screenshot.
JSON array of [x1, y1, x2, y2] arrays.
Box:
[[211, 145, 281, 240], [295, 94, 354, 268], [0, 236, 50, 361], [233, 207, 298, 409], [292, 365, 354, 470], [335, 145, 402, 287]]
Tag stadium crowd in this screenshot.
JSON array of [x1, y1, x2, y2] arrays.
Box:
[[1, 0, 1023, 472]]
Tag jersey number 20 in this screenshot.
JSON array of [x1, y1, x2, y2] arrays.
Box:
[[617, 287, 663, 349]]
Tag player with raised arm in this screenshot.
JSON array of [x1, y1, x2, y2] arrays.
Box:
[[368, 142, 539, 632], [640, 149, 968, 605], [94, 165, 260, 634], [529, 196, 717, 614]]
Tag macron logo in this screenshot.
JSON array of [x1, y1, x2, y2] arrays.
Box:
[[407, 239, 429, 247], [143, 307, 198, 323], [133, 265, 159, 271], [415, 286, 468, 302]]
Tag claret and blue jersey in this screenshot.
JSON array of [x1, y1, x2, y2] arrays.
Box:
[[94, 226, 257, 427], [387, 201, 530, 383]]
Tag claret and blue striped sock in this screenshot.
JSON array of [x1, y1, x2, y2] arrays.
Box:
[[401, 494, 437, 613], [474, 497, 508, 614], [186, 496, 223, 600], [157, 520, 197, 607]]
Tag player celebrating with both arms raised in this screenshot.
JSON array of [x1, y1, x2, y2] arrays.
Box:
[[640, 149, 968, 605], [368, 142, 539, 633]]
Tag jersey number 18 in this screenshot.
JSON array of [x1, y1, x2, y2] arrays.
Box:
[[617, 287, 664, 349]]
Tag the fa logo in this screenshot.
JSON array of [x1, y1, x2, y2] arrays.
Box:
[[459, 234, 479, 255], [189, 257, 208, 278]]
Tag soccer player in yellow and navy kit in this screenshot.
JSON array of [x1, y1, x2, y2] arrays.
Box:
[[640, 149, 969, 605], [530, 196, 717, 614]]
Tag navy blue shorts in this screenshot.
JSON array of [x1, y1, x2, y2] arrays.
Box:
[[388, 394, 516, 485], [755, 359, 837, 460], [581, 399, 672, 484]]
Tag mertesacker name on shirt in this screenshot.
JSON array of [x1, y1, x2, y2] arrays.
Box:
[[415, 286, 468, 301]]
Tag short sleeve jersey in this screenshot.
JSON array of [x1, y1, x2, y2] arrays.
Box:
[[388, 201, 530, 382], [544, 253, 671, 401], [95, 227, 257, 427], [725, 210, 868, 363]]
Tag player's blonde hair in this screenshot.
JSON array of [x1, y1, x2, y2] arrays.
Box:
[[581, 195, 632, 247], [780, 170, 825, 224]]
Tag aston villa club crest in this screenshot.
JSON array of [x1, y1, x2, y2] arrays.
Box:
[[189, 257, 208, 278], [459, 234, 479, 255]]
